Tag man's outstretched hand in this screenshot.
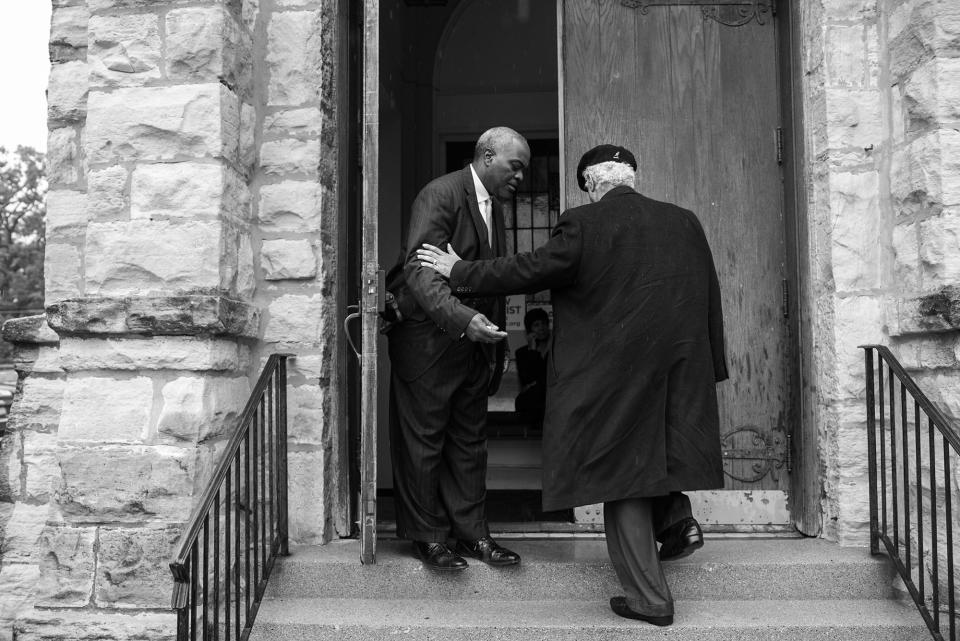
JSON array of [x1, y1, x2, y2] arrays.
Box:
[[465, 313, 507, 343], [417, 243, 460, 278]]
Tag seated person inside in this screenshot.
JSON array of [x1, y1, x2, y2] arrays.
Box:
[[514, 307, 550, 429]]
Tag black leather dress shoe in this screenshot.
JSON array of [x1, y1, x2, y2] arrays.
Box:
[[456, 536, 520, 566], [413, 541, 468, 571], [609, 596, 673, 626], [658, 516, 704, 561]]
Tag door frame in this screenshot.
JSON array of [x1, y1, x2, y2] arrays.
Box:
[[341, 0, 822, 551], [778, 0, 820, 536]]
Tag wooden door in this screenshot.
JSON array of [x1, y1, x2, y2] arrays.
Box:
[[560, 0, 793, 519]]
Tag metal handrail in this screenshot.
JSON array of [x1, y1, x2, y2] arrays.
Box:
[[169, 353, 292, 640], [862, 344, 960, 641]]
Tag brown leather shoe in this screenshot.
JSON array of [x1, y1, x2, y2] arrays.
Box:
[[412, 541, 468, 571], [658, 517, 704, 561], [609, 597, 673, 626], [456, 536, 520, 566]]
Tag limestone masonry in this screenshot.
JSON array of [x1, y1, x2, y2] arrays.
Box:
[[0, 0, 958, 638]]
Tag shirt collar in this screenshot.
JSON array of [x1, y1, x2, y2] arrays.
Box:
[[469, 164, 491, 205]]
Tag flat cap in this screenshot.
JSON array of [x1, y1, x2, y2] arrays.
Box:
[[576, 144, 637, 191]]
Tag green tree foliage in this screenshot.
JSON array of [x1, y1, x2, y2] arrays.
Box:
[[0, 146, 46, 311]]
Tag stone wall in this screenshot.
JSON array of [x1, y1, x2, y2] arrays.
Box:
[[0, 0, 342, 638], [798, 0, 960, 550]]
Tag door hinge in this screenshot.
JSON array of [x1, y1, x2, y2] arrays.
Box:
[[785, 432, 793, 473], [781, 279, 789, 318], [775, 127, 784, 165]]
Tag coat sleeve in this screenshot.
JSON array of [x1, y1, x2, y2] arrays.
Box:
[[404, 183, 479, 336], [450, 215, 583, 296]]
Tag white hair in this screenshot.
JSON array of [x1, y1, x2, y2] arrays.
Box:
[[582, 161, 636, 191]]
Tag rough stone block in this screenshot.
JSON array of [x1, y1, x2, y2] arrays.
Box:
[[95, 526, 179, 609], [242, 0, 260, 30], [56, 445, 195, 522], [87, 166, 129, 220], [35, 527, 96, 607], [46, 189, 88, 234], [913, 370, 960, 422], [156, 375, 250, 442], [830, 170, 882, 292], [84, 220, 223, 295], [288, 384, 324, 445], [825, 25, 868, 88], [1, 316, 59, 346], [88, 14, 161, 86], [261, 239, 318, 280], [894, 286, 960, 335], [0, 432, 20, 502], [894, 334, 959, 370], [167, 6, 249, 95], [46, 128, 79, 187], [825, 0, 878, 21], [266, 11, 322, 106], [7, 377, 66, 432], [50, 5, 90, 51], [13, 610, 175, 640], [264, 294, 324, 345], [239, 102, 257, 171], [919, 213, 960, 287], [1, 504, 50, 563], [86, 84, 237, 164], [826, 89, 883, 151], [44, 244, 83, 304], [22, 432, 59, 503], [258, 181, 321, 232], [46, 296, 260, 338], [834, 295, 886, 397], [902, 58, 960, 130], [130, 161, 250, 223], [131, 162, 219, 220], [287, 450, 326, 544], [236, 235, 255, 298], [893, 221, 920, 291], [58, 376, 153, 443], [58, 336, 247, 371], [0, 563, 42, 641], [47, 61, 89, 125], [287, 353, 325, 381], [28, 347, 65, 375], [891, 129, 960, 209], [264, 107, 323, 137], [260, 139, 320, 177]]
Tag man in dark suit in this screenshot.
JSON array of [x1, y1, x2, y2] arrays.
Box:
[[417, 144, 728, 624], [388, 127, 530, 571]]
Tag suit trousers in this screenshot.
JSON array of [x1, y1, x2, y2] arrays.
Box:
[[603, 492, 693, 616], [390, 339, 491, 543]]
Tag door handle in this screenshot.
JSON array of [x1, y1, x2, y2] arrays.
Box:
[[343, 304, 361, 360]]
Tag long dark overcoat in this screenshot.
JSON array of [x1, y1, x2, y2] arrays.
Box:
[[450, 186, 729, 511]]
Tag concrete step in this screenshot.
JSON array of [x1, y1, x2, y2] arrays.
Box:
[[266, 538, 896, 601], [249, 597, 929, 641]]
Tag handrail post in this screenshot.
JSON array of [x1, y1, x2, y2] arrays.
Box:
[[864, 347, 879, 556], [278, 355, 290, 556]]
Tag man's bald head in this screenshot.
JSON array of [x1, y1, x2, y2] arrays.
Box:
[[472, 127, 531, 200], [474, 127, 529, 161]]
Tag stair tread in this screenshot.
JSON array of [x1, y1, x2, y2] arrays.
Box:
[[252, 597, 925, 630], [283, 537, 887, 567]]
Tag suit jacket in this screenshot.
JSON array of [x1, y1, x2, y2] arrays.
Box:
[[388, 166, 507, 393], [450, 186, 728, 510]]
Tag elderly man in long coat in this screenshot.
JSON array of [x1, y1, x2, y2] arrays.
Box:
[[417, 144, 728, 626]]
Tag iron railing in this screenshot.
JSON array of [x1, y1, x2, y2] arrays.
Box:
[[170, 353, 291, 641], [863, 345, 960, 641]]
